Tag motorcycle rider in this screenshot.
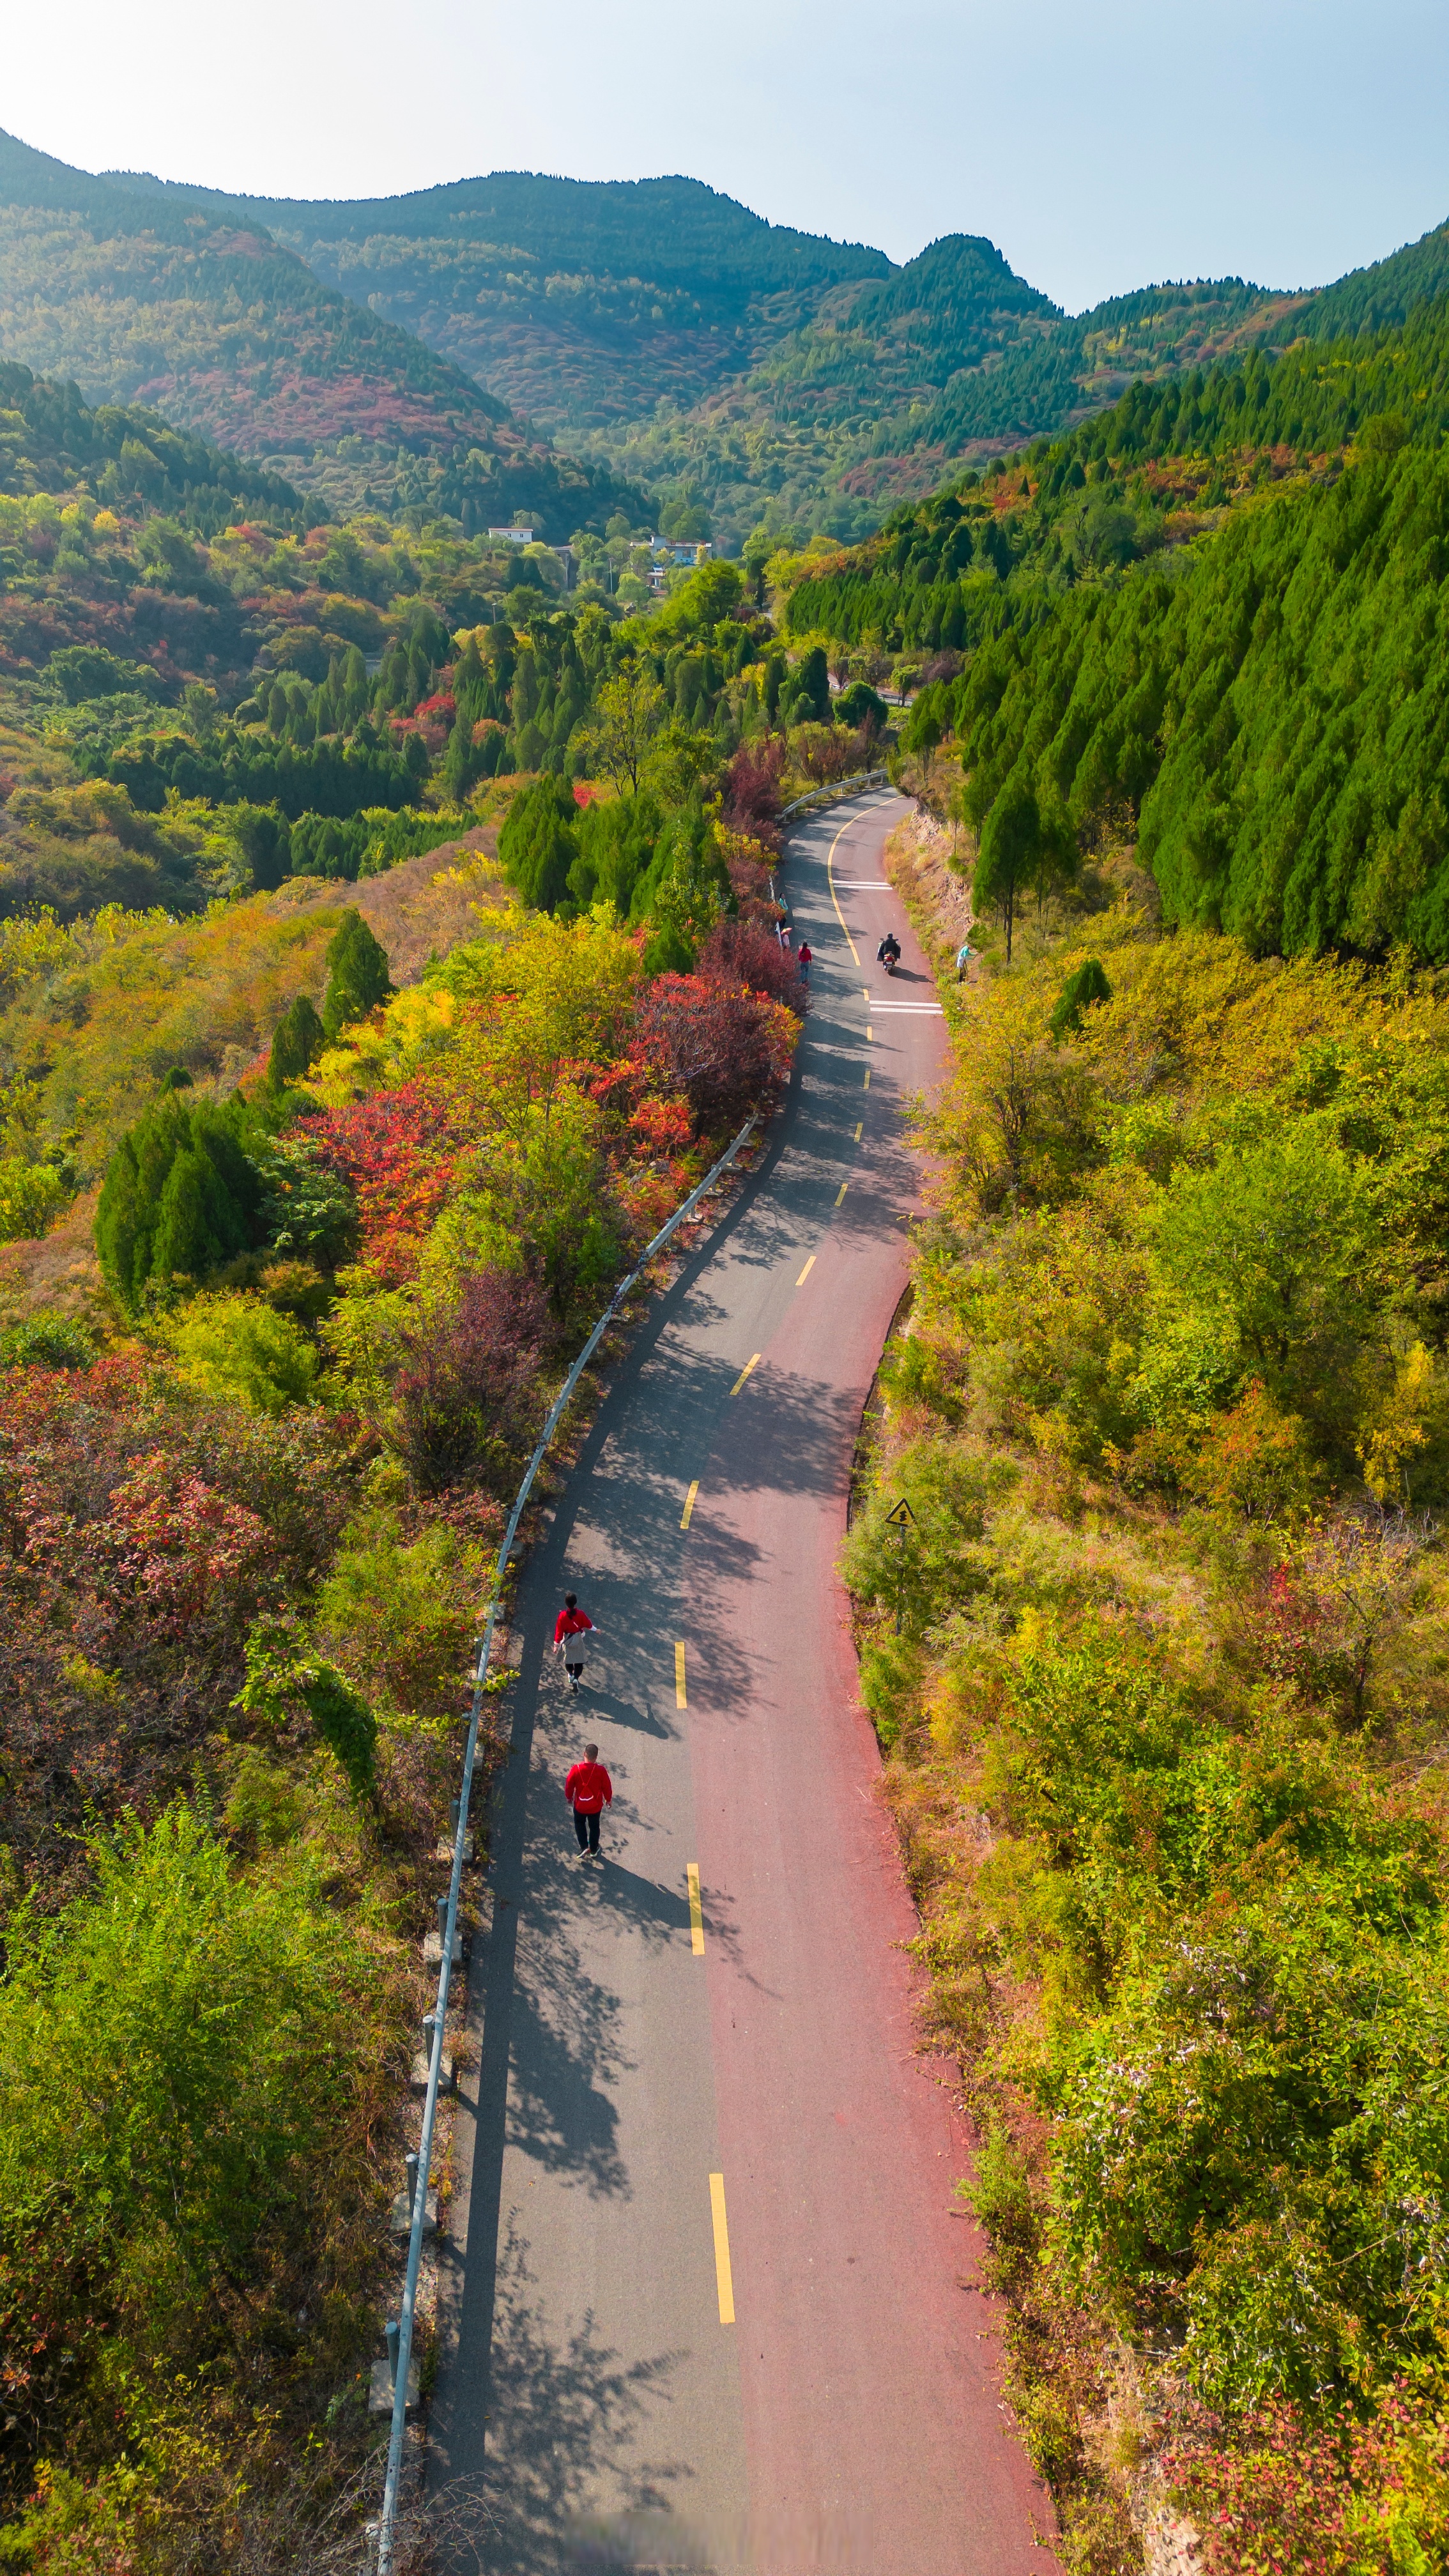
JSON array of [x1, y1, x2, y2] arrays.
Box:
[[876, 931, 902, 970]]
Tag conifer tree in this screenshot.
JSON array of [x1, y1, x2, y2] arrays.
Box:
[[321, 911, 392, 1040], [498, 777, 578, 912], [97, 1098, 263, 1310], [267, 993, 326, 1091]]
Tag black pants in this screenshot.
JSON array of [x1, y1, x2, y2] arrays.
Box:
[[573, 1806, 601, 1852]]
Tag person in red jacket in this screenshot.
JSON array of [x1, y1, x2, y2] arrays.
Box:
[[565, 1743, 612, 1857], [553, 1592, 598, 1694], [797, 940, 812, 986]]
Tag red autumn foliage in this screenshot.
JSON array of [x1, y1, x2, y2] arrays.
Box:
[[388, 1267, 550, 1495], [99, 1454, 272, 1632], [1162, 2389, 1449, 2576], [306, 1080, 459, 1283], [0, 1360, 352, 1887], [697, 917, 807, 1016], [721, 737, 787, 852], [634, 973, 797, 1137], [627, 1094, 694, 1158]]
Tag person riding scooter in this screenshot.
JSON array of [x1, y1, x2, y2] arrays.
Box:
[[877, 931, 901, 975]]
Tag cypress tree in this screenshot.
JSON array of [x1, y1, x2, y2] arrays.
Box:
[[268, 993, 326, 1090], [96, 1097, 263, 1311], [321, 911, 392, 1040], [442, 709, 483, 803], [498, 777, 578, 913], [150, 1147, 216, 1284]]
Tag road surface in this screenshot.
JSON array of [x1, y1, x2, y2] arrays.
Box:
[[433, 788, 1054, 2573]]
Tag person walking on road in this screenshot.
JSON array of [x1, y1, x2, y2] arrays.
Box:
[[797, 940, 812, 985], [554, 1593, 598, 1694], [565, 1743, 612, 1857]]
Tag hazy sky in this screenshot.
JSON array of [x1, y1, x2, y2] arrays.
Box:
[[6, 0, 1448, 311]]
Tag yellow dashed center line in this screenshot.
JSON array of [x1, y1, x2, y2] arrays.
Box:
[[826, 816, 861, 969], [795, 1254, 816, 1287], [675, 1641, 687, 1708], [863, 1068, 870, 1089], [729, 1353, 762, 1396], [866, 1025, 873, 1041], [680, 1479, 698, 1530], [835, 1182, 848, 1206], [854, 1121, 862, 1142], [687, 1862, 705, 1955], [709, 2173, 736, 2324]]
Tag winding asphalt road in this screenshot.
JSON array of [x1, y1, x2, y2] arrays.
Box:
[[434, 788, 1055, 2573]]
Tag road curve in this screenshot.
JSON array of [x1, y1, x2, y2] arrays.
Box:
[[434, 788, 1055, 2573]]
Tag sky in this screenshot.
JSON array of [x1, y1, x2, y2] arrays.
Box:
[[5, 0, 1448, 311]]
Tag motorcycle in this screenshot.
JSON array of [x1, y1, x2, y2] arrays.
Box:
[[884, 950, 897, 976]]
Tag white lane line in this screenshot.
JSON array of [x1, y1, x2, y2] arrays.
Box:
[[833, 880, 890, 889]]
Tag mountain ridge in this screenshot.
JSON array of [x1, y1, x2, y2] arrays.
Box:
[[4, 130, 1448, 553], [0, 130, 648, 533]]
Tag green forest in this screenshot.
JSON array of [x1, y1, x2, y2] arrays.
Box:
[[10, 121, 1449, 558], [0, 130, 647, 532], [784, 280, 1449, 966]]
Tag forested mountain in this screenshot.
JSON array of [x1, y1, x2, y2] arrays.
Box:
[[98, 162, 1292, 546], [0, 132, 646, 534], [788, 279, 1449, 965], [575, 232, 1067, 544], [9, 125, 1449, 556], [102, 168, 891, 436]]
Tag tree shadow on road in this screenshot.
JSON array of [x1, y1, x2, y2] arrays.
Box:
[[434, 2223, 713, 2575]]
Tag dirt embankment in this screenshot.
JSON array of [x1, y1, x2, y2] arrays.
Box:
[[882, 800, 978, 987]]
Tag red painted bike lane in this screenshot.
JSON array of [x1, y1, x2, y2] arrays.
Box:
[[686, 793, 1055, 2572]]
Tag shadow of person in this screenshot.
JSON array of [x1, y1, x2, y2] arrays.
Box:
[[589, 1856, 692, 1941], [579, 1687, 673, 1740]]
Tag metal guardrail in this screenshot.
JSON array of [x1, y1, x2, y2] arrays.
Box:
[[376, 1110, 760, 2572], [778, 766, 891, 822]]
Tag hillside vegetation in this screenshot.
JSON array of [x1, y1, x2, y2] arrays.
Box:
[[786, 282, 1449, 965], [0, 130, 645, 531], [10, 128, 1449, 556], [118, 167, 891, 436], [0, 359, 859, 2550], [848, 891, 1449, 2571]]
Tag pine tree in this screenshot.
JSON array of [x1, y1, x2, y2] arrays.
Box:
[[96, 1098, 263, 1311], [974, 772, 1041, 963]]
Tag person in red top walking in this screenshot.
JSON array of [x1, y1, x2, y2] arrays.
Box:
[[565, 1743, 612, 1857], [797, 940, 812, 986], [553, 1592, 598, 1695]]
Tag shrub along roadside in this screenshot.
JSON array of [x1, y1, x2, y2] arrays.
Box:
[[843, 896, 1449, 2573]]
